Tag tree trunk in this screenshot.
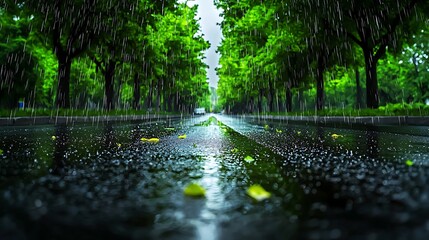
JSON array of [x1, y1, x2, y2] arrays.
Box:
[[166, 93, 174, 112], [156, 79, 162, 112], [133, 73, 140, 110], [363, 48, 379, 108], [355, 67, 363, 109], [268, 83, 275, 112], [286, 83, 292, 112], [56, 54, 72, 108], [175, 92, 180, 112], [298, 89, 304, 111], [248, 97, 254, 113], [146, 81, 153, 109], [316, 55, 325, 111], [104, 61, 116, 110], [258, 89, 263, 113]]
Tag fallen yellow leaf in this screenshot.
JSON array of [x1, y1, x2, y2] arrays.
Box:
[[178, 134, 187, 139], [183, 183, 205, 197], [148, 138, 160, 143], [247, 184, 271, 201], [141, 137, 160, 143], [331, 133, 343, 139], [51, 136, 56, 140], [405, 160, 414, 166]]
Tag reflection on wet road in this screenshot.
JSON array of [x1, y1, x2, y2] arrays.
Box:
[[0, 114, 429, 239]]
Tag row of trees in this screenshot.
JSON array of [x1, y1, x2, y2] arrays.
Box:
[[215, 0, 429, 113], [0, 0, 211, 112]]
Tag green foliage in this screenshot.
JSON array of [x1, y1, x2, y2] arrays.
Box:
[[0, 108, 178, 117], [1, 0, 427, 115], [216, 0, 428, 114], [31, 44, 57, 107], [0, 11, 37, 108], [0, 1, 210, 113]]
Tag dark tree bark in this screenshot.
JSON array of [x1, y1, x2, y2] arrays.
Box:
[[268, 82, 275, 112], [298, 89, 304, 111], [156, 79, 162, 112], [146, 80, 153, 109], [355, 67, 363, 109], [133, 72, 140, 110], [346, 0, 419, 108], [258, 89, 263, 113], [363, 48, 379, 109], [316, 55, 325, 111], [52, 1, 94, 108], [248, 97, 254, 113], [166, 93, 174, 112], [285, 83, 292, 112], [56, 54, 72, 108], [103, 60, 116, 110]]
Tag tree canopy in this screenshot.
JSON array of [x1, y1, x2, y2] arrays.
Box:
[[216, 0, 429, 113], [1, 0, 428, 114], [0, 0, 210, 112]]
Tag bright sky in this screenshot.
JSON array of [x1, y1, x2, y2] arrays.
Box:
[[179, 0, 223, 88]]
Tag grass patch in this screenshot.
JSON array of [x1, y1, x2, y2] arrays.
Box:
[[194, 116, 217, 126], [262, 103, 429, 117], [0, 108, 181, 117]]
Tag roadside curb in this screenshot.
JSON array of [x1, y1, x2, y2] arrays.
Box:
[[239, 115, 429, 126], [0, 114, 185, 126]]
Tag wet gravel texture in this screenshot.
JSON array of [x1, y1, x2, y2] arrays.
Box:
[[0, 114, 429, 240]]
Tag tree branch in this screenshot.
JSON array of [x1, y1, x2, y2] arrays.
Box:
[[52, 0, 64, 57], [89, 54, 106, 74], [346, 31, 364, 48], [374, 0, 420, 46]]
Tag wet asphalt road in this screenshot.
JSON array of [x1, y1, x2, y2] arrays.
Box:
[[0, 114, 429, 240]]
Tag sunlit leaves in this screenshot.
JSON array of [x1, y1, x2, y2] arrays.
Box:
[[183, 182, 206, 197], [405, 160, 414, 166], [0, 149, 3, 155], [144, 3, 210, 111], [247, 184, 271, 201]]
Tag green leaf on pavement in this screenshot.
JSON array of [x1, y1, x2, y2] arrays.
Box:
[[244, 155, 255, 163], [247, 184, 271, 201], [183, 183, 206, 197]]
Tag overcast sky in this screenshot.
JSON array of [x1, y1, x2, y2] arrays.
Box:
[[180, 0, 223, 88]]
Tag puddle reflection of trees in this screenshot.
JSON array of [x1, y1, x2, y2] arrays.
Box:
[[52, 124, 69, 175]]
